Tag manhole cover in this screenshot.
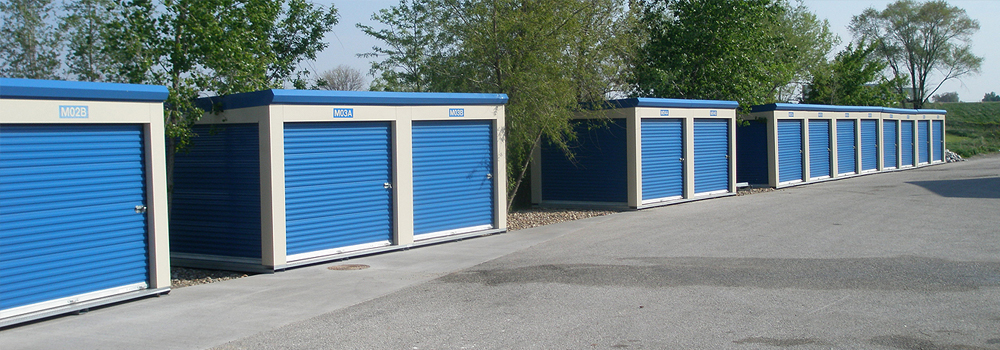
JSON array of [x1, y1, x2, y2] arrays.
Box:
[[327, 264, 370, 271]]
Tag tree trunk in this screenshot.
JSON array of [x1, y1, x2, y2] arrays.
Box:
[[506, 130, 543, 212]]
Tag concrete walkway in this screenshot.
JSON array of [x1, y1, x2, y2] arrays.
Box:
[[2, 155, 999, 349]]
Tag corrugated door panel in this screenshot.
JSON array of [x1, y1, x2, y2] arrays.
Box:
[[171, 124, 260, 258], [412, 121, 493, 236], [284, 122, 392, 256], [861, 120, 878, 171], [0, 124, 149, 310], [693, 119, 729, 194], [883, 121, 897, 169], [641, 118, 684, 201], [918, 120, 930, 164], [540, 119, 627, 202], [836, 120, 856, 175], [932, 120, 943, 162], [777, 120, 803, 183], [808, 120, 831, 179], [901, 120, 915, 166], [736, 120, 768, 185]]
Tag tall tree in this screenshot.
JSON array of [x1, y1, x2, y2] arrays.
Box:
[[60, 0, 113, 81], [851, 0, 982, 109], [316, 65, 367, 91], [361, 0, 634, 208], [803, 42, 902, 107], [631, 0, 832, 110], [0, 0, 61, 79]]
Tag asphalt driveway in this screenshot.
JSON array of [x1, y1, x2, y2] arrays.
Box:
[[3, 155, 999, 349]]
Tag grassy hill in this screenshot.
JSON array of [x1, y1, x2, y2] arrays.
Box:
[[925, 102, 1000, 157]]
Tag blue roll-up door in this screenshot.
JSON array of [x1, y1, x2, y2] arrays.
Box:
[[641, 118, 684, 201], [171, 124, 261, 258], [932, 120, 944, 162], [412, 120, 493, 238], [883, 120, 897, 169], [901, 120, 915, 166], [1, 124, 149, 311], [918, 120, 930, 164], [283, 122, 392, 257], [861, 120, 878, 171], [693, 119, 729, 194], [777, 120, 803, 183], [808, 120, 831, 179], [540, 120, 627, 203], [837, 120, 856, 175]]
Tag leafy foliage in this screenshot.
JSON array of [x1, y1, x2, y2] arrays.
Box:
[[631, 0, 835, 111], [851, 0, 982, 109], [803, 42, 903, 106], [316, 65, 367, 91], [982, 92, 1000, 102], [932, 92, 959, 103], [0, 0, 62, 79], [60, 0, 113, 81]]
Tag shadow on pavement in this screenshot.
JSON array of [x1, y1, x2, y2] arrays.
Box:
[[907, 177, 1000, 199], [440, 256, 1000, 292]]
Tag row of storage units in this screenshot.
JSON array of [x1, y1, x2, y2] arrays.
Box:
[[170, 89, 508, 272], [737, 103, 946, 188], [531, 98, 739, 209], [1, 78, 172, 326]]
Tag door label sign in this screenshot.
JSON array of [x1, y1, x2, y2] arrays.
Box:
[[660, 109, 669, 116], [449, 108, 465, 117], [59, 105, 89, 119], [710, 110, 718, 116], [332, 108, 354, 118]]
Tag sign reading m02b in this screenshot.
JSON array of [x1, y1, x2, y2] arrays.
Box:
[[412, 120, 494, 239]]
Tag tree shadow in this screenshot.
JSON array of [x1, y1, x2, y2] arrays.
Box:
[[907, 177, 1000, 199]]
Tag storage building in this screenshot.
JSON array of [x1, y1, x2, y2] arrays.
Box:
[[0, 78, 171, 326], [170, 89, 507, 272], [531, 98, 738, 209]]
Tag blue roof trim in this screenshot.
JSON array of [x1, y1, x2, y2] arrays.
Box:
[[0, 78, 168, 102], [608, 97, 738, 109], [750, 103, 882, 113], [197, 89, 509, 110], [881, 107, 919, 114], [916, 109, 947, 114]]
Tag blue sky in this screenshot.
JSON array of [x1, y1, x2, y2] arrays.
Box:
[[312, 0, 998, 102]]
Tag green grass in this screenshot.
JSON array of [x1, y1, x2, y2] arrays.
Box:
[[925, 102, 1000, 158]]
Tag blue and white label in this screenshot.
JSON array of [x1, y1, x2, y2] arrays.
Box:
[[332, 108, 354, 118], [868, 113, 873, 118], [660, 109, 669, 116], [845, 113, 850, 118], [449, 108, 465, 117], [818, 112, 824, 118], [59, 105, 88, 119], [710, 110, 718, 116], [788, 112, 794, 117]]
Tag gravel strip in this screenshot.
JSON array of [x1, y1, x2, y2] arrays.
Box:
[[171, 187, 776, 288], [171, 267, 250, 289]]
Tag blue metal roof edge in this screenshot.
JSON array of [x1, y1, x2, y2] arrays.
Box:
[[750, 103, 883, 113], [0, 78, 169, 102], [609, 97, 739, 109], [916, 108, 947, 114], [197, 89, 510, 110]]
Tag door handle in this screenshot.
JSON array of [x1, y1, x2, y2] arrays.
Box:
[[383, 182, 392, 189], [134, 205, 147, 214]]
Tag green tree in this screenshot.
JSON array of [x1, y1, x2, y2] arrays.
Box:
[[982, 92, 1000, 102], [60, 0, 113, 81], [851, 0, 982, 109], [931, 92, 958, 103], [0, 0, 61, 79], [99, 0, 338, 208], [631, 0, 834, 110], [803, 42, 902, 106], [361, 0, 634, 208]]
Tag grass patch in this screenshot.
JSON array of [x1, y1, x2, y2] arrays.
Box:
[[925, 102, 1000, 157]]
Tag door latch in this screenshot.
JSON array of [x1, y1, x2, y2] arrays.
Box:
[[486, 173, 493, 179], [383, 182, 392, 189], [134, 205, 147, 214]]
